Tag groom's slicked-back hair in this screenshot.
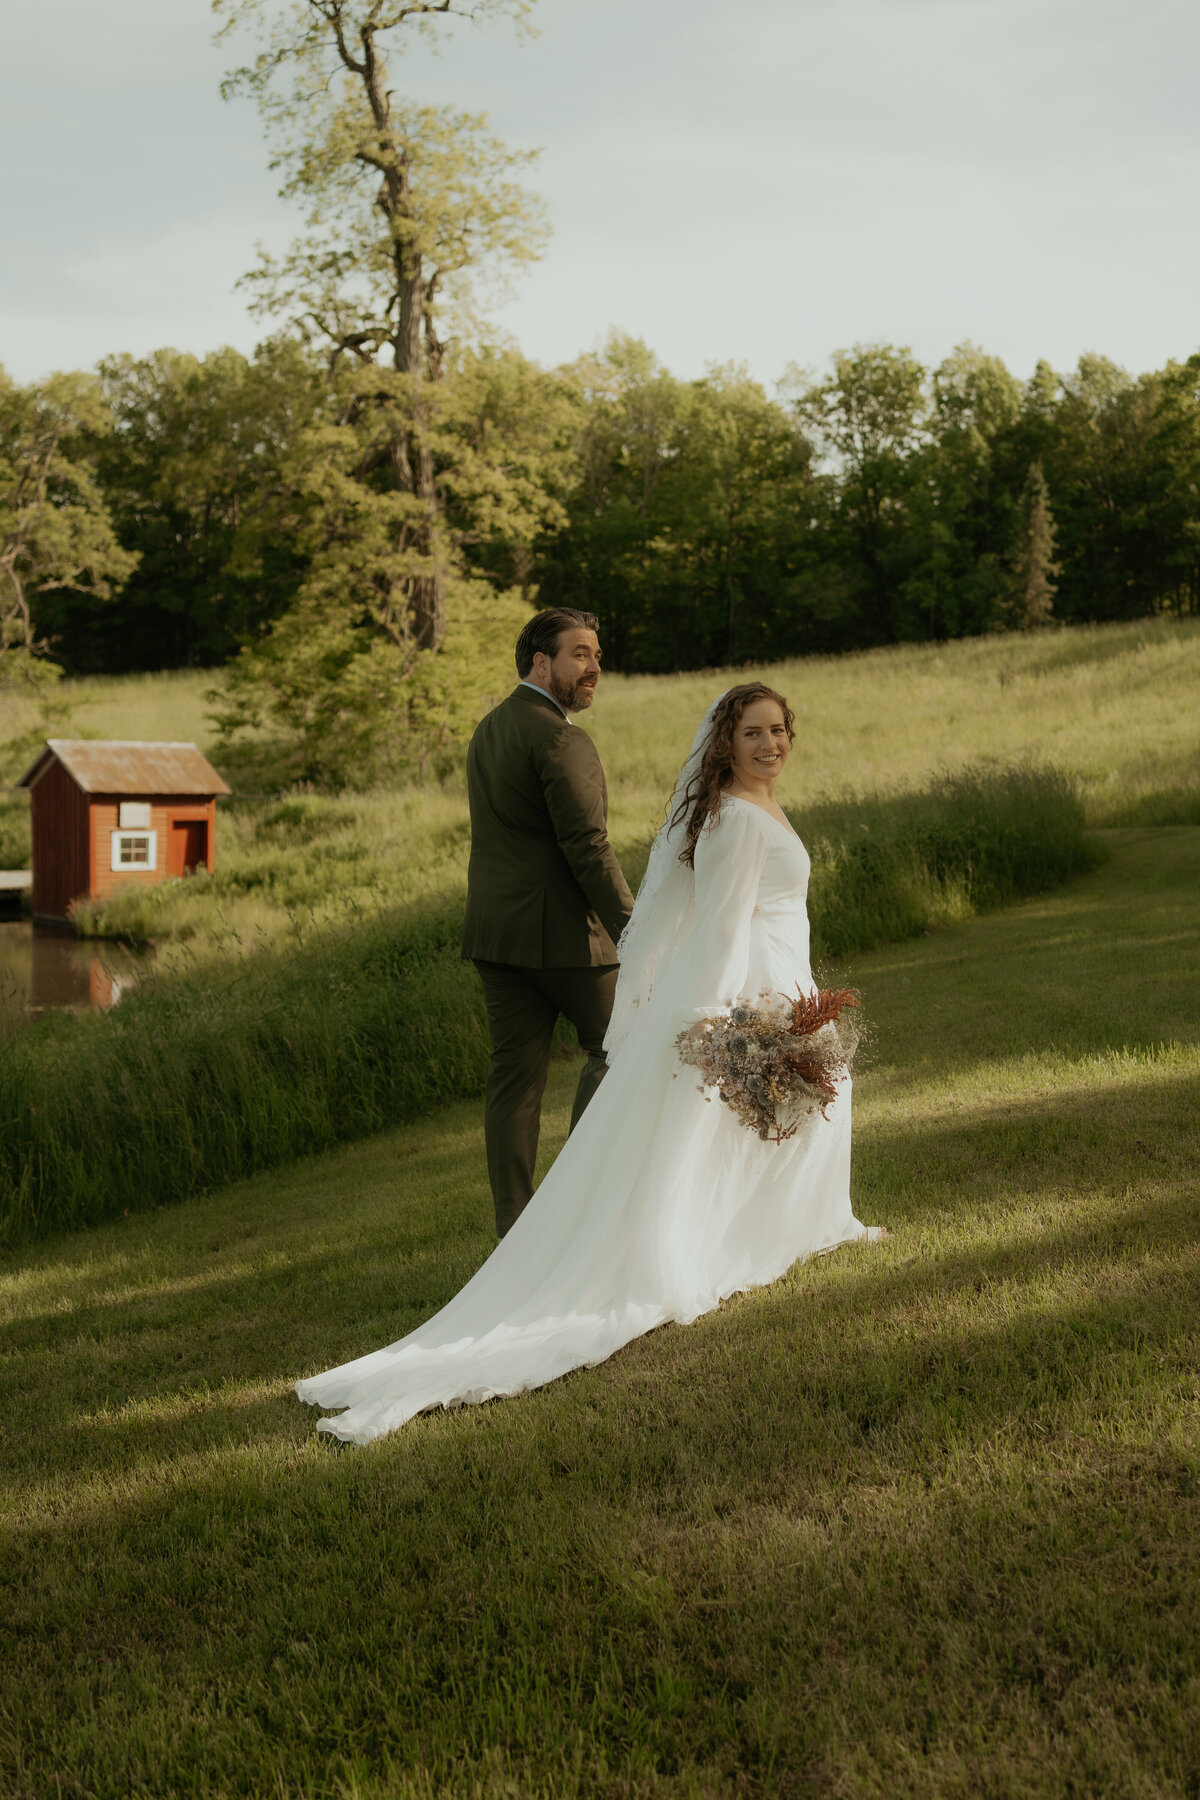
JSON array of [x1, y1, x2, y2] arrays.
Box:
[[515, 608, 599, 679]]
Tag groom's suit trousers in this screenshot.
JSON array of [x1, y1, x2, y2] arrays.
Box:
[[473, 959, 619, 1239]]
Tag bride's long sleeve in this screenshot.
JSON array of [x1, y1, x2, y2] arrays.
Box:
[[677, 802, 769, 1018]]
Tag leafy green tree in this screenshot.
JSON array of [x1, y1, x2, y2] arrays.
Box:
[[216, 0, 545, 655], [1044, 353, 1200, 624], [208, 341, 565, 787], [436, 344, 575, 602], [36, 341, 325, 673], [537, 335, 686, 668], [1005, 461, 1059, 629], [0, 366, 135, 717], [787, 344, 928, 643], [209, 0, 549, 782], [1046, 355, 1140, 623], [902, 344, 1024, 638], [647, 363, 816, 667], [538, 338, 820, 670], [1017, 359, 1062, 459], [1148, 355, 1200, 615], [210, 559, 529, 787]]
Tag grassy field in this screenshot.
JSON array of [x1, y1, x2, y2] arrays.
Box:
[[2, 617, 1198, 950], [3, 825, 1197, 1797]]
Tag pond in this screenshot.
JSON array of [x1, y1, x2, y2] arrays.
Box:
[[0, 919, 153, 1032]]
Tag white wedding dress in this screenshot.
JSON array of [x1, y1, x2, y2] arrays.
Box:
[[296, 745, 865, 1442]]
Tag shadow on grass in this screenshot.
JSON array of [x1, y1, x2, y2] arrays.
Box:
[[5, 1064, 1197, 1497], [21, 1194, 1198, 1477], [854, 827, 1200, 1087], [7, 1055, 1196, 1347], [4, 1175, 1198, 1794]]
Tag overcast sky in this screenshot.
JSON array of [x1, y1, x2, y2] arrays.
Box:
[[2, 0, 1197, 389]]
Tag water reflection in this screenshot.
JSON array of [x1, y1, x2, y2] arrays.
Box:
[[0, 921, 152, 1031]]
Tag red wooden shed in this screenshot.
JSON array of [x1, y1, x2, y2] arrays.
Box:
[[17, 740, 232, 924]]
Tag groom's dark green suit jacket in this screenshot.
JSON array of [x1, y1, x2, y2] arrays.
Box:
[[462, 684, 634, 967]]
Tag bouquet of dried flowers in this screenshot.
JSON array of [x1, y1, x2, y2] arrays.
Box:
[[675, 986, 862, 1143]]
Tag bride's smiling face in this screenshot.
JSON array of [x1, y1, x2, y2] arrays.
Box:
[[729, 698, 791, 787]]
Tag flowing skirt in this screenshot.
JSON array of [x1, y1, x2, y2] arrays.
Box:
[[296, 977, 862, 1443]]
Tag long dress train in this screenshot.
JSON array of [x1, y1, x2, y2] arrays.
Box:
[[296, 796, 863, 1443]]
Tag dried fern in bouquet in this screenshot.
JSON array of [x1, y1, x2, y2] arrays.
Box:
[[675, 986, 862, 1143]]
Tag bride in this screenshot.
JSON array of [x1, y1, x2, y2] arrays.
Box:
[[296, 683, 883, 1443]]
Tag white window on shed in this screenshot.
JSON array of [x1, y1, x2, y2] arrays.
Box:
[[111, 830, 157, 871], [119, 801, 152, 830]]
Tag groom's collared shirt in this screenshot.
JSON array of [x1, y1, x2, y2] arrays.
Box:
[[519, 678, 572, 720]]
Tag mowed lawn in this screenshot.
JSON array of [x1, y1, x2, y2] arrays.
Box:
[[2, 828, 1198, 1798]]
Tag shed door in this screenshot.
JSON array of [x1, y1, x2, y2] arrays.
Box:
[[169, 820, 208, 877]]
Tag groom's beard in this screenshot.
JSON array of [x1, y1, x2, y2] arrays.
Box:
[[550, 672, 597, 713]]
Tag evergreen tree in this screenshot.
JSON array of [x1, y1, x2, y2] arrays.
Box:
[[1006, 461, 1059, 629]]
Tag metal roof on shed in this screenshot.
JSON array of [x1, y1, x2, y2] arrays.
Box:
[[17, 740, 232, 796]]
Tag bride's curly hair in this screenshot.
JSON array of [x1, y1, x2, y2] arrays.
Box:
[[670, 682, 796, 868]]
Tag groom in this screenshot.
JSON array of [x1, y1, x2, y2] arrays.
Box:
[[463, 607, 634, 1238]]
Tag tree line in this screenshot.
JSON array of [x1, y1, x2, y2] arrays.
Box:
[[3, 0, 1198, 784], [10, 333, 1199, 659]]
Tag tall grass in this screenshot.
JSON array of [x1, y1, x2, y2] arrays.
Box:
[[804, 762, 1101, 958], [0, 790, 29, 869], [0, 902, 488, 1244], [0, 764, 1098, 1245]]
